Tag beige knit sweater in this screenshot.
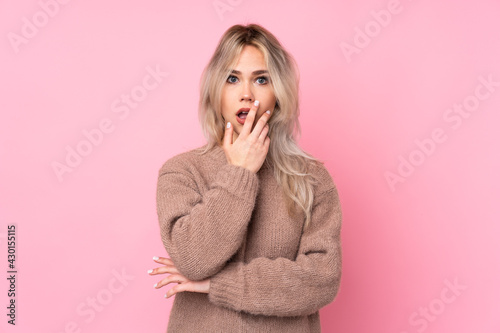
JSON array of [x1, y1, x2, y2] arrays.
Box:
[[156, 144, 342, 332]]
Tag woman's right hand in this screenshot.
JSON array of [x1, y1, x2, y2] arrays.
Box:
[[222, 100, 271, 174]]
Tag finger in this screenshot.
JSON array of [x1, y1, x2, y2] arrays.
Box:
[[240, 100, 260, 137], [250, 110, 271, 141], [153, 256, 174, 265], [166, 281, 193, 298], [149, 265, 180, 276], [258, 123, 269, 143], [223, 121, 233, 147], [155, 274, 187, 289], [148, 257, 180, 275]]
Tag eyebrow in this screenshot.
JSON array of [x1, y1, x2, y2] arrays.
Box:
[[230, 69, 269, 75]]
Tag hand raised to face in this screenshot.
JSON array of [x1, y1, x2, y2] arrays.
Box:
[[223, 100, 271, 174]]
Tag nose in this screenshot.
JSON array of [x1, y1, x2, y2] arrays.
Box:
[[240, 82, 254, 103]]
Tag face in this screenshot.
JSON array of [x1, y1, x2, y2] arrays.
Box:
[[221, 45, 277, 142]]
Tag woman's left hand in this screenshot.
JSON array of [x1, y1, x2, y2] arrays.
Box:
[[149, 256, 210, 298]]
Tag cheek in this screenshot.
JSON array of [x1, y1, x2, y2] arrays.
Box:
[[220, 96, 230, 117], [263, 91, 276, 108], [263, 99, 277, 111], [221, 92, 235, 115]]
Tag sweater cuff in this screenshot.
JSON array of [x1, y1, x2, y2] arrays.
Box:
[[208, 261, 244, 311], [212, 164, 259, 199]]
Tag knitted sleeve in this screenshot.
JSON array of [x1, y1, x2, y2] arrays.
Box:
[[207, 185, 342, 317], [156, 160, 259, 281]]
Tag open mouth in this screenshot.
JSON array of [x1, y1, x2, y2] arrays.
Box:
[[237, 111, 249, 119], [237, 108, 250, 119]]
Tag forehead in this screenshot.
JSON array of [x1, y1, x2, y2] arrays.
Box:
[[234, 45, 266, 71]]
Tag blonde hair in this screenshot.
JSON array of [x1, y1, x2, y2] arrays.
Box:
[[197, 23, 323, 230]]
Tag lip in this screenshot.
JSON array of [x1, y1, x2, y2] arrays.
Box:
[[236, 108, 251, 125], [236, 107, 251, 115]]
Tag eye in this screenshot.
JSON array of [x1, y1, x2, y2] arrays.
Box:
[[227, 75, 238, 83], [256, 76, 269, 85]]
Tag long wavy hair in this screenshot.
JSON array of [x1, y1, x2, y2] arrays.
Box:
[[196, 23, 323, 230]]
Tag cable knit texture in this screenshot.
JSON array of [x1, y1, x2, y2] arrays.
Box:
[[156, 144, 342, 333]]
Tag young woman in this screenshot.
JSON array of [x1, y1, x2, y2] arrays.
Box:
[[149, 23, 342, 332]]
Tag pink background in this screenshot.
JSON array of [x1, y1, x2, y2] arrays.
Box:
[[1, 0, 499, 332]]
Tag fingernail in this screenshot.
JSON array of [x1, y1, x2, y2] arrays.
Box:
[[148, 269, 153, 274], [154, 283, 158, 288], [165, 293, 169, 298], [153, 256, 159, 260], [266, 110, 270, 114], [254, 100, 259, 106], [227, 122, 231, 128]]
